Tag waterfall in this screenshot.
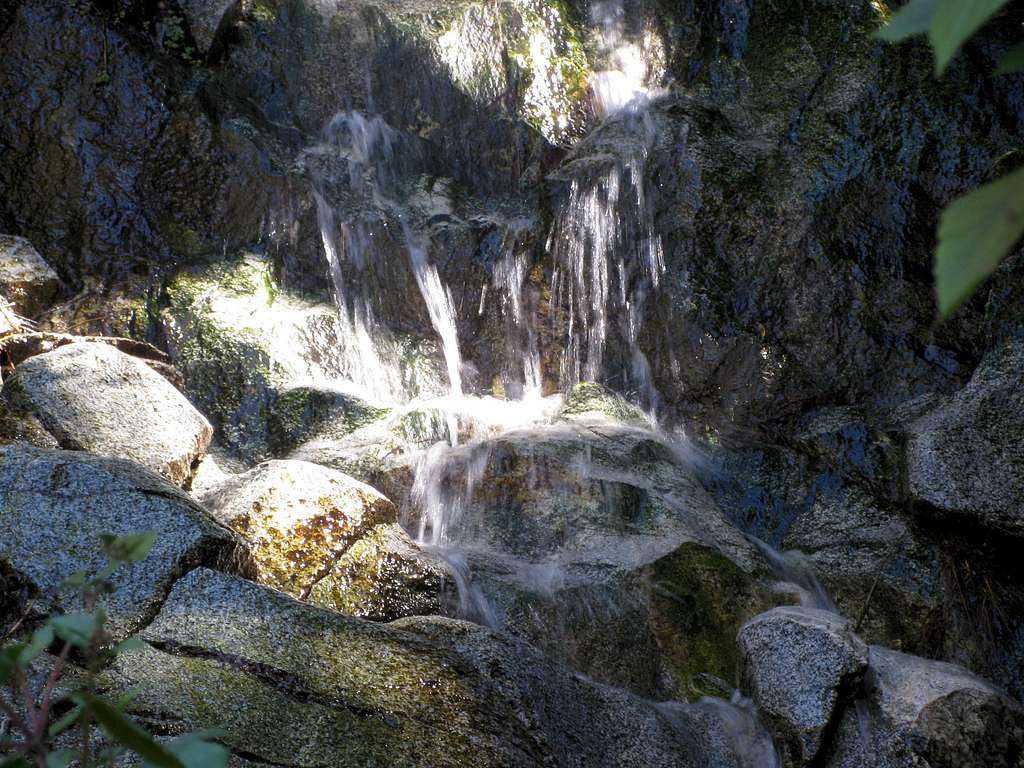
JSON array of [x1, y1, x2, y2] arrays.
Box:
[[589, 0, 664, 119], [493, 234, 543, 398], [548, 126, 665, 412], [310, 111, 464, 406]]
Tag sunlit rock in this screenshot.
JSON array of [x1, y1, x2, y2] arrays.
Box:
[[307, 522, 448, 621], [0, 446, 253, 638], [2, 342, 212, 487], [196, 459, 396, 599], [737, 607, 868, 767], [109, 568, 706, 767], [0, 235, 60, 319], [827, 647, 1024, 768]]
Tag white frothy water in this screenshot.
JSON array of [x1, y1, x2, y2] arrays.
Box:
[[589, 0, 665, 119]]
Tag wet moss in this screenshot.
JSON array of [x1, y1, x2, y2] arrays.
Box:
[[648, 543, 775, 701]]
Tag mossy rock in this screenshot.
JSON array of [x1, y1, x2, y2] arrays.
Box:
[[560, 381, 650, 427], [267, 385, 390, 457], [307, 523, 448, 621], [108, 568, 700, 767], [647, 542, 777, 702]]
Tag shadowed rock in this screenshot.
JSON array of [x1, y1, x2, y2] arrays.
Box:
[[0, 235, 60, 319], [826, 646, 1024, 768]]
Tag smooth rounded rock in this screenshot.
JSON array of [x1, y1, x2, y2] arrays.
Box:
[[3, 342, 213, 487], [196, 459, 397, 599], [0, 445, 253, 638]]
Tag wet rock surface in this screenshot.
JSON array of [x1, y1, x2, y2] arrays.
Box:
[[1, 0, 1023, 762], [2, 342, 213, 487]]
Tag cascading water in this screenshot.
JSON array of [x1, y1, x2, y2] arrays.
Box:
[[548, 118, 665, 413], [301, 6, 782, 753]]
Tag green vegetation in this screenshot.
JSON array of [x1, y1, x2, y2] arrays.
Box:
[[879, 0, 1024, 317], [0, 533, 227, 768]]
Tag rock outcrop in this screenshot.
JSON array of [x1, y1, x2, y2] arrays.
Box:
[[196, 459, 398, 600], [737, 607, 868, 766], [110, 568, 704, 768], [0, 445, 252, 638], [2, 342, 212, 486], [907, 337, 1024, 539]]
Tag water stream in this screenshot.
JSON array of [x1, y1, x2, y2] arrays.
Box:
[[303, 0, 792, 747]]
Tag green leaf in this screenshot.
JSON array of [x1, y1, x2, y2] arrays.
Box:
[[101, 531, 157, 564], [48, 704, 84, 738], [929, 0, 1012, 74], [45, 749, 77, 768], [0, 644, 26, 683], [935, 166, 1024, 317], [77, 693, 185, 768], [157, 730, 230, 768], [995, 41, 1024, 75], [0, 757, 31, 768], [876, 0, 940, 42], [18, 625, 54, 665], [113, 638, 146, 655], [50, 613, 101, 650], [61, 570, 89, 591]]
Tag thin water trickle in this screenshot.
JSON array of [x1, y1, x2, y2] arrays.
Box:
[[658, 692, 783, 768], [548, 139, 665, 412]]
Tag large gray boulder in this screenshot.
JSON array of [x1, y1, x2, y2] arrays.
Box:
[[0, 446, 253, 638], [3, 342, 213, 487], [109, 567, 705, 768], [195, 459, 398, 601], [826, 646, 1024, 768], [737, 607, 868, 766], [907, 338, 1024, 539], [0, 235, 60, 318]]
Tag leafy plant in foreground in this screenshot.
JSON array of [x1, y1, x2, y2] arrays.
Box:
[[0, 532, 228, 768], [878, 0, 1024, 318]]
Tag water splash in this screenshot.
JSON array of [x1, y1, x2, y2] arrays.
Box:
[[658, 692, 782, 768], [751, 536, 837, 612], [589, 0, 665, 118]]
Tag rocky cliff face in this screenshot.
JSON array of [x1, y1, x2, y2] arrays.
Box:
[[1, 0, 1023, 765]]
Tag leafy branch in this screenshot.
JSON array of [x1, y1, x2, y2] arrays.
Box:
[[0, 533, 228, 768], [878, 0, 1023, 318]]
